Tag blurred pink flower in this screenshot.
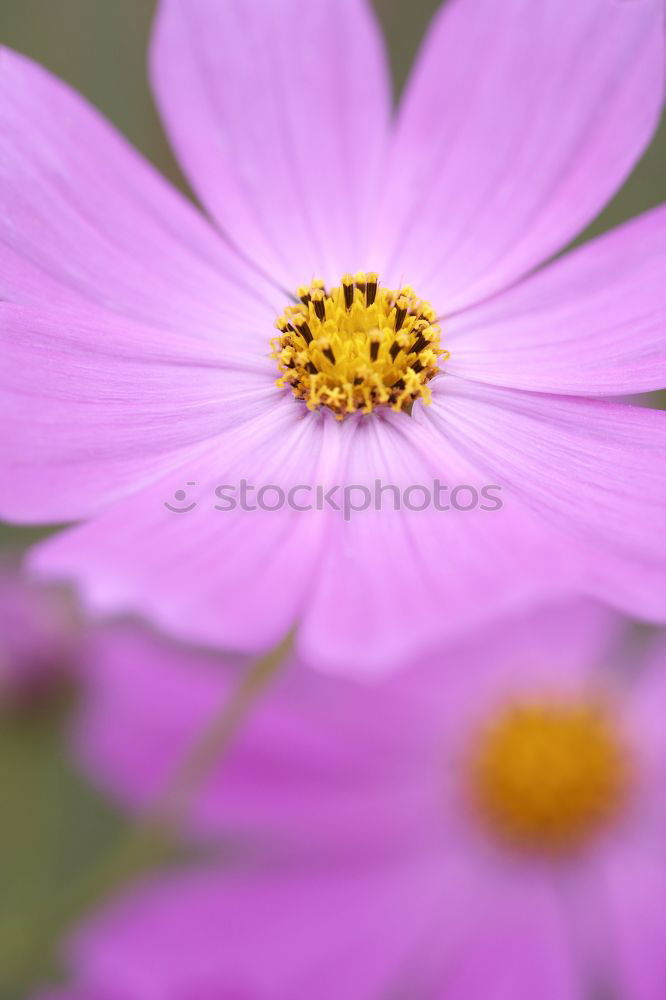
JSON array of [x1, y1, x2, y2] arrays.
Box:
[[1, 0, 665, 673], [47, 603, 666, 997], [0, 558, 79, 705]]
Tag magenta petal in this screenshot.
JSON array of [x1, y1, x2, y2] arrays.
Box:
[[71, 602, 624, 852], [0, 303, 275, 522], [72, 624, 447, 854], [150, 0, 391, 289], [423, 382, 666, 621], [0, 560, 79, 702], [601, 850, 666, 1000], [626, 633, 666, 763], [624, 634, 666, 836], [371, 0, 664, 311], [64, 862, 441, 1000], [426, 882, 579, 1000], [446, 206, 666, 396], [0, 47, 280, 331]]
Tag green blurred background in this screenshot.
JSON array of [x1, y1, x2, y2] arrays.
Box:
[[0, 0, 664, 995]]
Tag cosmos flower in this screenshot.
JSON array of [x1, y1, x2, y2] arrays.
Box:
[[1, 0, 665, 673], [0, 558, 79, 706], [46, 602, 666, 997]]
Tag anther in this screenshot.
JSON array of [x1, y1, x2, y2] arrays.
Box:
[[321, 341, 336, 365], [296, 321, 313, 345], [342, 274, 354, 311], [366, 272, 378, 306], [312, 290, 326, 322], [410, 334, 429, 355], [394, 298, 408, 332]]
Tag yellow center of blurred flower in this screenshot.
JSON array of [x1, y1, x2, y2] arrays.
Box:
[[272, 273, 446, 419], [468, 698, 630, 854]]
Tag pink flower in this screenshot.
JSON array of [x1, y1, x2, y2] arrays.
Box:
[[1, 0, 664, 673], [0, 558, 79, 705], [51, 602, 666, 997]]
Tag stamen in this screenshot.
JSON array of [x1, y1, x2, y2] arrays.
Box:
[[271, 274, 447, 419]]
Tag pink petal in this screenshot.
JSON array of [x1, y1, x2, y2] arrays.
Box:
[[29, 401, 342, 656], [150, 0, 391, 289], [370, 0, 664, 311], [421, 381, 666, 623], [300, 411, 582, 674], [28, 395, 573, 674], [446, 206, 666, 396], [64, 862, 441, 999], [0, 303, 275, 522], [0, 47, 280, 334]]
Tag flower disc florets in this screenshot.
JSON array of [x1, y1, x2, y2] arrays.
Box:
[[468, 698, 630, 854], [272, 272, 446, 419]]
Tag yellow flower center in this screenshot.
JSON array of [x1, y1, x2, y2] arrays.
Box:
[[272, 272, 446, 419], [468, 698, 630, 854]]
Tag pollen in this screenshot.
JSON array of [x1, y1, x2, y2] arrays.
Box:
[[467, 698, 630, 854], [271, 273, 447, 419]]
